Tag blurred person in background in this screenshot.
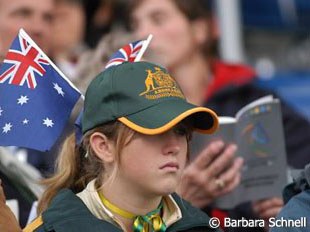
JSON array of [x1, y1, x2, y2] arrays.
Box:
[[0, 0, 57, 175], [128, 0, 310, 231], [0, 0, 55, 227], [50, 0, 87, 80], [0, 0, 53, 60], [83, 0, 128, 49]]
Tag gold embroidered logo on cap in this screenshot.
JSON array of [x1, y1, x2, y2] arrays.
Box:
[[139, 67, 185, 100]]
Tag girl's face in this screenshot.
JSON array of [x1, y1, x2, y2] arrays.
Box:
[[116, 123, 189, 197], [131, 0, 204, 69]]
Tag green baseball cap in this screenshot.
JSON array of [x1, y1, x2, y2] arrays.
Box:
[[82, 61, 218, 135]]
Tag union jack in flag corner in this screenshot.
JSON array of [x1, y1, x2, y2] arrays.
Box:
[[0, 29, 81, 151], [105, 34, 153, 69]]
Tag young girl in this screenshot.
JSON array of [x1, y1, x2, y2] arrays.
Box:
[[24, 61, 220, 232]]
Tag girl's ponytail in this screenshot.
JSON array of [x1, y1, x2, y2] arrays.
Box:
[[37, 133, 82, 213]]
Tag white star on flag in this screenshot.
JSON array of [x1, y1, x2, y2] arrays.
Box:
[[0, 107, 3, 116], [0, 29, 82, 151], [53, 83, 65, 97], [23, 119, 29, 124], [17, 95, 29, 105], [3, 123, 12, 133], [43, 118, 54, 127]]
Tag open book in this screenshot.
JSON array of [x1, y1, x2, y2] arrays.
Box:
[[190, 95, 288, 209]]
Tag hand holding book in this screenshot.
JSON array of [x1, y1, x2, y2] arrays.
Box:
[[178, 140, 243, 208], [190, 95, 288, 209]]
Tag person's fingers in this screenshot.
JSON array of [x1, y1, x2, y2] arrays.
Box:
[[179, 142, 241, 209], [192, 140, 225, 170], [253, 197, 283, 214], [178, 182, 213, 208], [181, 145, 241, 201], [179, 179, 213, 208], [205, 156, 242, 197], [178, 158, 224, 207], [259, 206, 282, 220], [216, 156, 243, 190], [206, 144, 238, 177], [178, 172, 201, 198], [181, 164, 207, 189], [178, 164, 213, 200], [252, 197, 284, 221], [217, 170, 242, 196]]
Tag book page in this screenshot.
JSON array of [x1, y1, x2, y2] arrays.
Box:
[[214, 98, 288, 209], [189, 116, 236, 161], [236, 95, 274, 119]]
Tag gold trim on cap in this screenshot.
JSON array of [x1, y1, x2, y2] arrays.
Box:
[[118, 107, 218, 135]]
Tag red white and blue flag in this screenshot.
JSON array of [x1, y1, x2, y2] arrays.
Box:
[[105, 34, 153, 69], [0, 29, 81, 151]]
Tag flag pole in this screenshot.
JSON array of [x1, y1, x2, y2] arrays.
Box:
[[19, 29, 85, 100], [134, 34, 153, 62]]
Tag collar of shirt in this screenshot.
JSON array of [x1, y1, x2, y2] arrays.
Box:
[[76, 179, 182, 231]]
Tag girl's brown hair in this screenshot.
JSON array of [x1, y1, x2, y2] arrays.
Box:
[[37, 121, 135, 213]]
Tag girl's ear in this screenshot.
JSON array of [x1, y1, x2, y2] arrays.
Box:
[[89, 132, 115, 163]]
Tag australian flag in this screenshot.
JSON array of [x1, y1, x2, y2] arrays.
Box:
[[0, 29, 81, 151], [105, 34, 153, 69]]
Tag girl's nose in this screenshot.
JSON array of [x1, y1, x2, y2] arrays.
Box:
[[162, 131, 181, 156]]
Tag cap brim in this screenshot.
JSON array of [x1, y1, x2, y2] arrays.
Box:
[[118, 99, 218, 135]]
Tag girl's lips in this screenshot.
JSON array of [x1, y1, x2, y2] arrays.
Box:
[[160, 162, 179, 170]]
